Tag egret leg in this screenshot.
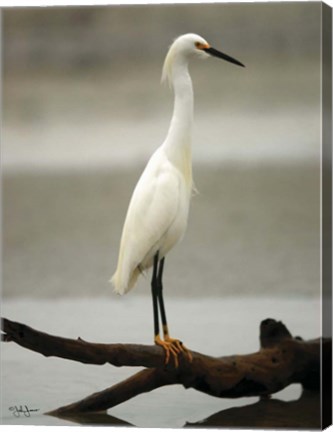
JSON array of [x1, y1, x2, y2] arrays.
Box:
[[151, 253, 179, 366], [156, 256, 193, 364], [151, 253, 160, 339], [156, 257, 169, 339]]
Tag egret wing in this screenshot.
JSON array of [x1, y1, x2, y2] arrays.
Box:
[[112, 153, 181, 293]]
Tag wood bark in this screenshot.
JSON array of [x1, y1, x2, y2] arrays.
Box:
[[1, 316, 329, 418]]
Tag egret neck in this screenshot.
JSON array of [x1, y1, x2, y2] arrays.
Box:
[[163, 59, 193, 189]]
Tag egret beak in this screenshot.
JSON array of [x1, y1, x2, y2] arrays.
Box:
[[203, 46, 245, 67]]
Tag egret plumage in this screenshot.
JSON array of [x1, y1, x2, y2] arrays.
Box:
[[111, 33, 244, 366]]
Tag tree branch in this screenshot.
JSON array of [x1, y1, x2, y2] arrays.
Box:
[[1, 317, 166, 367], [48, 368, 177, 417], [1, 316, 329, 416]]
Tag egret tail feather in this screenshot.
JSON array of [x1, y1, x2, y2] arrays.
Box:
[[110, 266, 141, 295]]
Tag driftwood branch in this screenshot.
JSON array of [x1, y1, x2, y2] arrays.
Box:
[[1, 317, 166, 367], [1, 316, 329, 417]]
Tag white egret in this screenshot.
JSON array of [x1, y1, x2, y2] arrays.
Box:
[[111, 33, 244, 366]]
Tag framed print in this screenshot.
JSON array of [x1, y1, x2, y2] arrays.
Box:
[[1, 1, 332, 429]]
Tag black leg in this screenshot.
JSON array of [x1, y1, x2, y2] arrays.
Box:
[[151, 252, 160, 338], [151, 252, 192, 366], [156, 257, 169, 338]]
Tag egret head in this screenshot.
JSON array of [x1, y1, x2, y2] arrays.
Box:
[[162, 33, 244, 86]]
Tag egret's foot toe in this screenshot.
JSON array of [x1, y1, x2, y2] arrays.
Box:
[[165, 336, 193, 363], [154, 335, 180, 367]]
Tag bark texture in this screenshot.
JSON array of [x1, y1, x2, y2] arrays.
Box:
[[1, 317, 328, 417]]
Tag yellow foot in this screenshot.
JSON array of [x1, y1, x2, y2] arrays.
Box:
[[165, 336, 193, 363], [154, 335, 192, 367], [155, 334, 180, 367]]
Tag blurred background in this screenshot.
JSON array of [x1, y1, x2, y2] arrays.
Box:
[[2, 2, 322, 427]]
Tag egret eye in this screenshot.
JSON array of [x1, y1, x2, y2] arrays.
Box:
[[195, 41, 210, 50]]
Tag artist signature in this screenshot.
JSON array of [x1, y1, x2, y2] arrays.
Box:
[[8, 405, 39, 418]]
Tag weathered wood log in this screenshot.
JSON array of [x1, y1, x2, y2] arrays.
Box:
[[49, 368, 177, 416], [1, 316, 329, 417]]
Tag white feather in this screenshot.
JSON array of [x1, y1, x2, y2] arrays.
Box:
[[111, 34, 210, 295]]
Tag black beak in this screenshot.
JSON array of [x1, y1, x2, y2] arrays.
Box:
[[203, 47, 245, 67]]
